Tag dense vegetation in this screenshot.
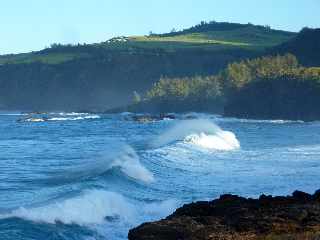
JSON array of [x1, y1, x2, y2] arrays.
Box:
[[0, 21, 294, 111], [0, 21, 318, 116], [0, 48, 256, 111], [129, 53, 320, 120], [224, 74, 320, 120], [129, 75, 224, 113], [223, 53, 320, 120]]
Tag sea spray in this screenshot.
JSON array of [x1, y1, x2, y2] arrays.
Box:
[[152, 119, 240, 151], [44, 143, 154, 184], [0, 190, 135, 225], [108, 145, 154, 183], [0, 190, 178, 227], [184, 132, 239, 150]]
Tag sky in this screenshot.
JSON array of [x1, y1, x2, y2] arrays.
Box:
[[0, 0, 319, 54]]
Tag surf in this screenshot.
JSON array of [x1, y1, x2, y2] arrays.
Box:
[[152, 119, 240, 151], [48, 115, 100, 121], [44, 143, 154, 185], [0, 189, 177, 228], [0, 190, 135, 225]]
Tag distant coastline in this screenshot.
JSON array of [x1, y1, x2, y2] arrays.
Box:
[[0, 23, 319, 121]]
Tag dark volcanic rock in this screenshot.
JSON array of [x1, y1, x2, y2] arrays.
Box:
[[129, 190, 320, 240]]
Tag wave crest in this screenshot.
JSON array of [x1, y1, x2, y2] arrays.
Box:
[[152, 119, 240, 151], [184, 132, 240, 150], [45, 144, 154, 184], [0, 190, 177, 227], [1, 190, 135, 225]]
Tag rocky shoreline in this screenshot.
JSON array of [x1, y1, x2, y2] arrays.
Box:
[[129, 190, 320, 240]]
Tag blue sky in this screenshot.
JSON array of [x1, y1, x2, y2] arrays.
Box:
[[0, 0, 319, 54]]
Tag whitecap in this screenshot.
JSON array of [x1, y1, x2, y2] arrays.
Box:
[[0, 190, 178, 228], [152, 119, 240, 151], [45, 144, 154, 184], [0, 190, 135, 225], [58, 112, 89, 116], [48, 115, 100, 121], [184, 132, 240, 150]]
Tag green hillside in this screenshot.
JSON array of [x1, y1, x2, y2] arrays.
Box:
[[0, 21, 302, 111], [0, 22, 296, 65], [129, 24, 295, 49]]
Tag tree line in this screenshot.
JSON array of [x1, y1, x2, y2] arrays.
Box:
[[132, 53, 320, 119]]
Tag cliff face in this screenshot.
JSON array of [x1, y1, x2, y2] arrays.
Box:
[[128, 190, 320, 240], [0, 49, 254, 111], [224, 76, 320, 121], [0, 22, 296, 112], [271, 28, 320, 67]]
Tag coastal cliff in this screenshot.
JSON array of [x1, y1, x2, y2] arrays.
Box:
[[129, 190, 320, 240]]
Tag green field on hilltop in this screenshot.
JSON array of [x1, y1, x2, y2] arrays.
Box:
[[129, 25, 295, 48], [0, 22, 296, 65]]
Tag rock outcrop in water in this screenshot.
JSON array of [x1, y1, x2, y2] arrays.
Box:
[[128, 190, 320, 240]]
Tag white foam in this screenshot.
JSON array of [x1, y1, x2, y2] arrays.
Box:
[[162, 117, 174, 121], [48, 115, 100, 121], [24, 118, 45, 122], [46, 144, 154, 184], [1, 190, 135, 225], [58, 112, 89, 116], [152, 119, 240, 151], [109, 149, 155, 183], [0, 190, 178, 228], [184, 132, 240, 150], [142, 199, 177, 217]]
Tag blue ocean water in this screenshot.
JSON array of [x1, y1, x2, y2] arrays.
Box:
[[0, 112, 320, 240]]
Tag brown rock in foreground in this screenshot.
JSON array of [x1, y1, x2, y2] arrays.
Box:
[[129, 190, 320, 240]]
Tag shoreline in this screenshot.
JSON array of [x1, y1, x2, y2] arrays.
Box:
[[128, 189, 320, 240]]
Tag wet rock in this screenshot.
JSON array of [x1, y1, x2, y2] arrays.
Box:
[[129, 190, 320, 240]]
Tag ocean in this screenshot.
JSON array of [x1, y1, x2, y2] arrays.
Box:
[[0, 112, 319, 239]]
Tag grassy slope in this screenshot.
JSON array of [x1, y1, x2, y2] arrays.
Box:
[[0, 24, 296, 65], [130, 25, 295, 48]]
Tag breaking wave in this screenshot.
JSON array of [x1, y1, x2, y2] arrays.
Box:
[[0, 190, 177, 227], [0, 190, 134, 225], [152, 119, 240, 151], [184, 132, 240, 150], [45, 144, 154, 184]]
